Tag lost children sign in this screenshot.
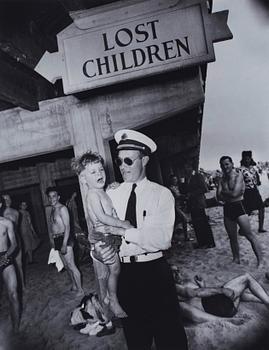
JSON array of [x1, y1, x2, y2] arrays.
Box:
[[35, 0, 233, 94], [82, 19, 191, 79]]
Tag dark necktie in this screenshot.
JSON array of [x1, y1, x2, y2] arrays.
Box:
[[125, 183, 137, 228]]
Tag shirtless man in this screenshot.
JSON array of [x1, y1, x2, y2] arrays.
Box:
[[172, 266, 269, 324], [46, 187, 83, 295], [0, 195, 21, 331], [216, 156, 265, 266], [3, 194, 24, 288]]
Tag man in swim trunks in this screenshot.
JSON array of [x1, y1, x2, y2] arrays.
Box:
[[0, 195, 21, 332], [46, 187, 83, 296], [172, 268, 269, 323], [216, 156, 265, 267]]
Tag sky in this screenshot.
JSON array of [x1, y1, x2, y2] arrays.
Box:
[[200, 0, 269, 170]]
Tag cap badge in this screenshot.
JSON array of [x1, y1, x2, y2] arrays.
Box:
[[121, 133, 128, 140]]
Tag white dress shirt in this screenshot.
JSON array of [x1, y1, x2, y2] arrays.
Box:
[[107, 177, 175, 257]]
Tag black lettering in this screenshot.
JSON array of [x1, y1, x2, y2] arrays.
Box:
[[119, 52, 133, 70], [111, 54, 119, 72], [175, 36, 190, 56], [82, 60, 96, 78], [135, 23, 149, 43], [96, 56, 111, 75], [146, 44, 164, 64], [132, 48, 146, 67], [102, 32, 115, 51], [162, 40, 177, 60], [115, 28, 133, 47], [147, 20, 159, 39]]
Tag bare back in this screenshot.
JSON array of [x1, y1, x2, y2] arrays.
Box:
[[86, 190, 115, 229]]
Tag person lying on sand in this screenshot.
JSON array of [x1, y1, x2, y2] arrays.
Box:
[[172, 267, 269, 324]]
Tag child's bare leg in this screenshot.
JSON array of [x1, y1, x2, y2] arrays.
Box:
[[107, 255, 127, 318], [92, 259, 111, 321]]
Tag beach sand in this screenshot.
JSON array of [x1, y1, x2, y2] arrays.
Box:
[[1, 175, 269, 350]]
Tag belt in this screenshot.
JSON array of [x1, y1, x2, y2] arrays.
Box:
[[120, 251, 163, 263], [53, 233, 64, 238]]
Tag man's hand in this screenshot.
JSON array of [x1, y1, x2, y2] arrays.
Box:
[[61, 245, 67, 255], [222, 287, 235, 300], [93, 241, 117, 265], [121, 220, 133, 229]]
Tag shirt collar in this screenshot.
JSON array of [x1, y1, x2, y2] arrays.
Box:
[[125, 177, 148, 190]]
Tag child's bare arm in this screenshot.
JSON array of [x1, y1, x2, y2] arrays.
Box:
[[89, 192, 132, 229]]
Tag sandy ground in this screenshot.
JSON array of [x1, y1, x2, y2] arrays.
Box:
[[1, 174, 269, 350]]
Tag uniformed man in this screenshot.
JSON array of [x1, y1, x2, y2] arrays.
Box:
[[94, 129, 188, 350]]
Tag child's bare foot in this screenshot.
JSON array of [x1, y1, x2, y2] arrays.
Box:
[[109, 299, 127, 318]]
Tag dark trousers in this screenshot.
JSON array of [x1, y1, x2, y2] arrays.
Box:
[[118, 258, 188, 350], [190, 208, 215, 247]]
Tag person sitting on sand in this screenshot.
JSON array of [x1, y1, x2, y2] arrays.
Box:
[[46, 187, 83, 296], [0, 195, 21, 332], [216, 156, 265, 267], [172, 267, 269, 324], [71, 151, 132, 319]]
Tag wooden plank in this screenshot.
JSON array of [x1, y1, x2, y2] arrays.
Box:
[[0, 53, 39, 110], [95, 68, 204, 138]]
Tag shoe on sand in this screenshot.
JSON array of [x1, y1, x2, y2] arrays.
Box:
[[80, 321, 102, 335]]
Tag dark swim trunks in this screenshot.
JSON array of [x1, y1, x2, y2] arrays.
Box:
[[90, 231, 122, 252], [0, 251, 13, 273], [243, 188, 264, 214], [201, 293, 237, 318], [53, 233, 74, 251], [224, 201, 246, 221]]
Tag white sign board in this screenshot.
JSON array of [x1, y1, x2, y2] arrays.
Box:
[[35, 0, 232, 94]]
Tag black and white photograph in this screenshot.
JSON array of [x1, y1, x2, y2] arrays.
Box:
[[0, 0, 269, 349]]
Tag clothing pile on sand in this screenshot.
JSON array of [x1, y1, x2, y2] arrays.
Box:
[[70, 294, 115, 337]]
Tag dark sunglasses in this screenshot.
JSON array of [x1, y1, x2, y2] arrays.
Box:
[[115, 156, 141, 167]]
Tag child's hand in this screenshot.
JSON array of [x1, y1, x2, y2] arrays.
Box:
[[106, 182, 120, 191]]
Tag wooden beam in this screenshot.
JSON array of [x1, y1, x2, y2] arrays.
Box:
[[59, 0, 119, 11], [0, 52, 39, 111]]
